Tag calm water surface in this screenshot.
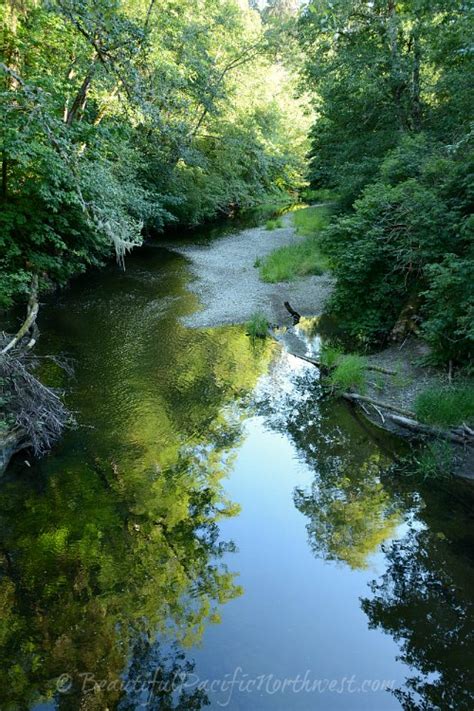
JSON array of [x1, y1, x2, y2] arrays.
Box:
[[1, 227, 473, 710]]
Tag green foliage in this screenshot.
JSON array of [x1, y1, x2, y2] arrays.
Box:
[[408, 441, 454, 480], [259, 205, 330, 282], [300, 1, 474, 364], [414, 386, 474, 428], [259, 240, 326, 282], [0, 0, 310, 307], [422, 253, 474, 366], [329, 354, 367, 393], [292, 205, 329, 235], [265, 217, 283, 230], [319, 344, 342, 369], [246, 311, 269, 338], [299, 187, 337, 203]]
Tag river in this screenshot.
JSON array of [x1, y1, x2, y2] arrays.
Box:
[[1, 219, 473, 710]]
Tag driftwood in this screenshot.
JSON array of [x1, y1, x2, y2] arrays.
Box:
[[341, 392, 473, 445], [0, 275, 72, 467], [284, 301, 301, 324], [341, 392, 416, 418], [278, 304, 472, 447], [282, 342, 472, 446], [1, 275, 39, 354], [287, 350, 397, 376]]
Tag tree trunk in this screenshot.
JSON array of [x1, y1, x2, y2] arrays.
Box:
[[65, 63, 96, 126], [411, 27, 422, 130], [1, 151, 7, 199]]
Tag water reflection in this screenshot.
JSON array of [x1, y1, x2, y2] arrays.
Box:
[[0, 247, 275, 709], [255, 345, 474, 709], [254, 352, 403, 570], [362, 479, 474, 709], [1, 243, 473, 709]]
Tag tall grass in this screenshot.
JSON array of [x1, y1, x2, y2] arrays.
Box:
[[259, 206, 330, 283], [328, 354, 367, 393], [265, 217, 284, 230], [293, 205, 330, 236], [259, 241, 328, 282], [414, 385, 474, 427]]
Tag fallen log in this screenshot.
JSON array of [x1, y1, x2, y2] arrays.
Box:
[[342, 392, 472, 445], [341, 392, 416, 419], [284, 301, 301, 324], [1, 275, 39, 355], [287, 350, 397, 376]]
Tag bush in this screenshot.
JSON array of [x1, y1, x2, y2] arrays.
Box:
[[414, 386, 474, 427], [422, 254, 474, 367], [246, 312, 269, 338], [319, 138, 473, 356]]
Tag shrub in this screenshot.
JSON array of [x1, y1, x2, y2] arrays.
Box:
[[422, 254, 474, 367]]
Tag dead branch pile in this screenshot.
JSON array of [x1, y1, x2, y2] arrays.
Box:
[[1, 276, 72, 459]]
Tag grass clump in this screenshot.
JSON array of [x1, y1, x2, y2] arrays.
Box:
[[329, 354, 367, 393], [259, 241, 327, 282], [293, 205, 330, 236], [265, 217, 284, 230], [400, 440, 454, 480], [246, 312, 269, 339], [259, 206, 330, 283], [319, 344, 342, 369], [414, 385, 474, 427]]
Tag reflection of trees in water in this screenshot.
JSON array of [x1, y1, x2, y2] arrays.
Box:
[[255, 358, 402, 569], [362, 482, 474, 710], [118, 637, 209, 711], [0, 325, 275, 709], [258, 355, 474, 708], [0, 460, 238, 709]]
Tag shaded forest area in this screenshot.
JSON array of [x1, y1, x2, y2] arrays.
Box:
[[1, 0, 309, 307], [2, 0, 473, 366], [300, 0, 473, 367]]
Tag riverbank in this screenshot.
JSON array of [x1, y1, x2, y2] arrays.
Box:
[[168, 209, 473, 479], [168, 210, 333, 328]]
